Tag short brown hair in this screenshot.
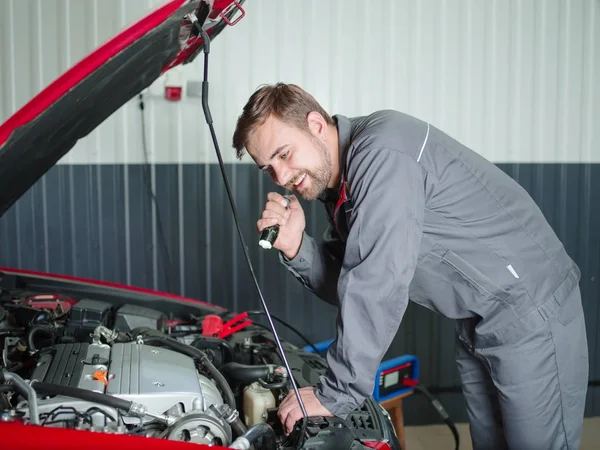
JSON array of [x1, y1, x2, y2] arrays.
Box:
[[232, 83, 334, 159]]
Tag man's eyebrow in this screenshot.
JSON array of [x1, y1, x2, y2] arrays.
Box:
[[258, 145, 289, 170], [269, 144, 289, 160]]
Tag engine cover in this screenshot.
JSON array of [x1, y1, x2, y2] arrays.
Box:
[[27, 341, 223, 425]]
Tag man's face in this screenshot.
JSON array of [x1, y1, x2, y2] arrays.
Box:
[[246, 114, 332, 200]]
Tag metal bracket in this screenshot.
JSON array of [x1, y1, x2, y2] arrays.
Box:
[[221, 0, 245, 26]]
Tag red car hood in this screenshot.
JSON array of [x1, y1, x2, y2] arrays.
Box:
[[0, 0, 243, 218], [0, 4, 244, 447]]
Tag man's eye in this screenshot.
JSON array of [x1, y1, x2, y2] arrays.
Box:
[[280, 151, 289, 160]]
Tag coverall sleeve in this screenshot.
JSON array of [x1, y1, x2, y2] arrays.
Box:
[[278, 224, 345, 307], [315, 147, 425, 417]]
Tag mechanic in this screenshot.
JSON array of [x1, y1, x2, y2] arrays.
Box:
[[231, 83, 589, 449]]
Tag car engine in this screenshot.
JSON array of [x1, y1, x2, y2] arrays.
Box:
[[23, 338, 230, 440], [0, 297, 284, 447], [0, 283, 400, 450]]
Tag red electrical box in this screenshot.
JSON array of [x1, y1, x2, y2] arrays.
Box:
[[165, 85, 182, 101], [164, 66, 183, 101]]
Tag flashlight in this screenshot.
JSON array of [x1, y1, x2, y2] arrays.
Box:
[[259, 196, 291, 249]]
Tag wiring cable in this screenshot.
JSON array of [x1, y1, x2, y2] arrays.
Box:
[[413, 383, 460, 450], [245, 310, 324, 356], [188, 15, 309, 448]]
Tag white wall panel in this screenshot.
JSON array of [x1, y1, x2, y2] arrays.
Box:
[[1, 0, 598, 164]]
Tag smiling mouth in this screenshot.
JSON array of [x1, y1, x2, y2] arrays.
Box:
[[292, 173, 307, 189]]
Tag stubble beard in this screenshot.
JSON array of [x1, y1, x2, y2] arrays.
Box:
[[296, 140, 332, 201]]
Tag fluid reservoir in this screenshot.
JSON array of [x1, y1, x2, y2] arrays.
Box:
[[243, 381, 276, 426]]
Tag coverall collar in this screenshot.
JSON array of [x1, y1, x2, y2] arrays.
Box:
[[318, 114, 351, 203], [334, 114, 352, 164]]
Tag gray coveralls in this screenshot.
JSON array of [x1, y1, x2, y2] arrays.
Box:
[[279, 110, 589, 449]]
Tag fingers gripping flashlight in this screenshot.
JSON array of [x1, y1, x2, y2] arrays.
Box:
[[258, 196, 291, 250]]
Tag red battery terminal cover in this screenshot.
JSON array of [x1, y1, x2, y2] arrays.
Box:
[[201, 312, 252, 339]]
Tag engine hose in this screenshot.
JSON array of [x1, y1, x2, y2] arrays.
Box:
[[130, 327, 161, 338], [191, 336, 234, 361], [229, 422, 276, 450], [215, 404, 247, 438], [0, 369, 40, 425], [141, 335, 207, 360], [220, 362, 272, 384], [30, 381, 132, 413], [140, 335, 236, 410], [230, 414, 247, 438], [133, 328, 234, 363], [202, 355, 237, 411], [258, 378, 287, 390], [27, 325, 55, 354]]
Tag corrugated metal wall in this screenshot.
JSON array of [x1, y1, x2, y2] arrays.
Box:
[[1, 0, 599, 425]]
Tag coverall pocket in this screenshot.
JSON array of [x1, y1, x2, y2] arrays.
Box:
[[556, 284, 584, 327], [441, 249, 511, 302]]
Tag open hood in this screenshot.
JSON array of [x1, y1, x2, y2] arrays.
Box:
[[0, 4, 408, 447], [0, 0, 243, 218]]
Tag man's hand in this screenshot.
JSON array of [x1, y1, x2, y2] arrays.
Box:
[[277, 386, 333, 435], [257, 193, 305, 259]]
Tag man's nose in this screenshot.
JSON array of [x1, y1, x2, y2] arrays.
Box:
[[273, 164, 292, 186]]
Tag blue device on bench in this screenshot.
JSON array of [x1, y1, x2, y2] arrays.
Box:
[[302, 339, 419, 402]]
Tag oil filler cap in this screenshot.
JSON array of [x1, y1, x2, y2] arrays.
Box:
[[83, 353, 110, 366]]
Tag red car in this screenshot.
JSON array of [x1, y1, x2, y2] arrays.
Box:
[[0, 1, 401, 449]]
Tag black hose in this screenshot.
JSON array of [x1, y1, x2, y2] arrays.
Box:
[[235, 422, 277, 450], [27, 325, 55, 354], [230, 414, 247, 438], [414, 384, 459, 450], [134, 327, 235, 363], [213, 404, 247, 439], [220, 362, 272, 384], [140, 335, 236, 410], [30, 381, 132, 413], [245, 311, 323, 356], [130, 327, 159, 337], [141, 335, 207, 360], [258, 378, 287, 389], [203, 355, 237, 411], [190, 336, 234, 360], [85, 407, 116, 423]]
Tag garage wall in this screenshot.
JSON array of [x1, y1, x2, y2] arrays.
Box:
[[1, 0, 599, 425]]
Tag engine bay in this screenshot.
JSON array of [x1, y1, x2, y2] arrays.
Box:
[[0, 271, 399, 450]]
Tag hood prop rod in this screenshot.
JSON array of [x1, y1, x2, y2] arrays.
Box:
[[187, 12, 309, 445]]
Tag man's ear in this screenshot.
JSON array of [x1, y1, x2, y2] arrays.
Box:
[[306, 111, 327, 139]]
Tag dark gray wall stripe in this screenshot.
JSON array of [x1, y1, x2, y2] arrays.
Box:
[[0, 162, 598, 425]]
